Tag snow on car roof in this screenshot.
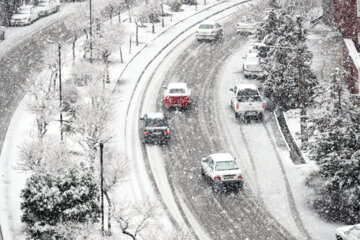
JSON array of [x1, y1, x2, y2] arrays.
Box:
[[168, 82, 187, 89], [236, 83, 257, 90], [147, 112, 165, 119], [210, 153, 235, 162], [199, 20, 217, 25]]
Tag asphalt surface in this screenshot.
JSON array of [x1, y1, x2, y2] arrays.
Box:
[[150, 25, 299, 239]]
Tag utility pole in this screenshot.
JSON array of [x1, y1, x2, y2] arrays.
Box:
[[58, 43, 63, 141], [100, 142, 104, 234], [89, 0, 93, 63], [296, 16, 308, 145]]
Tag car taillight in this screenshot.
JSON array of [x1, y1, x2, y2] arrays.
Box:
[[214, 176, 221, 181], [196, 30, 199, 33], [236, 104, 239, 109], [238, 175, 243, 179], [164, 130, 170, 135], [143, 131, 149, 135], [237, 23, 240, 27], [245, 65, 249, 69], [185, 96, 189, 100], [262, 103, 265, 109]]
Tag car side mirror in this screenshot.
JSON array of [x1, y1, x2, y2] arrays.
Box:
[[139, 117, 144, 120], [230, 88, 233, 92]]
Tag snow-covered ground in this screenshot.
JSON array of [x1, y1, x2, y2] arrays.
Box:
[[0, 1, 347, 240]]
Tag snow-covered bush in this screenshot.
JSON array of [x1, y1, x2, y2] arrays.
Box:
[[167, 0, 182, 12], [135, 0, 162, 24], [21, 163, 100, 239]]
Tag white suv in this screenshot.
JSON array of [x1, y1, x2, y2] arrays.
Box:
[[10, 5, 40, 26], [196, 20, 224, 41], [201, 153, 244, 192], [336, 224, 360, 240]]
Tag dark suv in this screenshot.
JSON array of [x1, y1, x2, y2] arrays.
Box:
[[140, 112, 170, 144]]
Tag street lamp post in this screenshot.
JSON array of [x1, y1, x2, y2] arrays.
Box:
[[100, 142, 104, 234], [58, 43, 63, 141], [89, 0, 93, 63]]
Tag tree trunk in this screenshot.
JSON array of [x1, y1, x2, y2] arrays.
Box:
[[136, 24, 138, 46], [120, 46, 123, 63]]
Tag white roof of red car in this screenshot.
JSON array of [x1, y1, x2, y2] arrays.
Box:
[[168, 82, 187, 89], [146, 112, 165, 119]]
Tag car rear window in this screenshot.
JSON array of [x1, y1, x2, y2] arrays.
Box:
[[169, 88, 185, 94], [238, 96, 261, 102], [237, 89, 258, 97], [145, 118, 167, 127], [18, 8, 31, 14], [215, 161, 239, 171], [199, 24, 214, 29]]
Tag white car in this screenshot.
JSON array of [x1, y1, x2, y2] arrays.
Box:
[[247, 42, 268, 55], [37, 0, 60, 17], [336, 224, 360, 240], [243, 52, 264, 78], [196, 20, 224, 41], [230, 84, 265, 122], [201, 153, 244, 192], [236, 22, 256, 35], [10, 5, 40, 26], [164, 82, 191, 109]]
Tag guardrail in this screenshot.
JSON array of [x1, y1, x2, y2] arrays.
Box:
[[274, 110, 306, 164]]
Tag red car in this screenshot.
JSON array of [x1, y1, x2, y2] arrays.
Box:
[[164, 82, 191, 109]]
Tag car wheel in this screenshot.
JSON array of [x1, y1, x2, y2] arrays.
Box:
[[244, 74, 249, 79], [336, 236, 343, 240], [235, 112, 239, 119], [258, 113, 264, 122], [201, 167, 205, 176]]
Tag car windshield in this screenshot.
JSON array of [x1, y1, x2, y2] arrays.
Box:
[[199, 24, 214, 29], [17, 8, 31, 14], [169, 88, 185, 94], [215, 161, 239, 171], [238, 95, 261, 102], [145, 118, 166, 127]]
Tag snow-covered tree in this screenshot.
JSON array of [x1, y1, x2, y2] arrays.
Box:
[[307, 68, 360, 223], [254, 0, 280, 44], [135, 0, 161, 25], [21, 163, 100, 239], [63, 7, 89, 64], [260, 13, 317, 111], [26, 72, 58, 140], [84, 23, 126, 82]]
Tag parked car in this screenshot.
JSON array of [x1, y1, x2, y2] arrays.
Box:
[[139, 112, 170, 144], [164, 82, 191, 110], [196, 20, 224, 41], [0, 26, 5, 41], [230, 84, 265, 122], [37, 0, 60, 17], [201, 153, 244, 192], [243, 52, 264, 78], [236, 22, 257, 35], [247, 42, 269, 56], [10, 5, 40, 26], [336, 224, 360, 240]]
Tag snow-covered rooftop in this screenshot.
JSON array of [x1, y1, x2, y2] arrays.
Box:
[[147, 112, 165, 119]]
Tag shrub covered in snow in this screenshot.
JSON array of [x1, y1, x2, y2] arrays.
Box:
[[21, 163, 100, 239], [168, 0, 182, 12], [306, 68, 360, 223]]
